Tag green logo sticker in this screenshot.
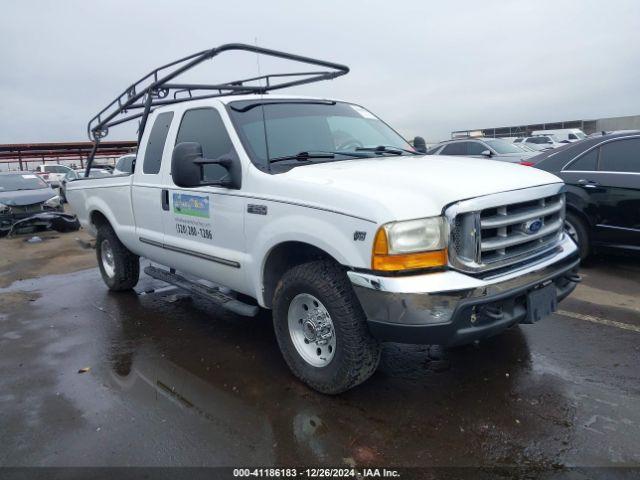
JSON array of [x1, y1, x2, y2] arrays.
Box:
[[172, 193, 210, 218]]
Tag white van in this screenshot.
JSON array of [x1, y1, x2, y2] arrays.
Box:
[[531, 128, 586, 143]]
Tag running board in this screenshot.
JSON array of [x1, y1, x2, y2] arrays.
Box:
[[143, 266, 259, 317]]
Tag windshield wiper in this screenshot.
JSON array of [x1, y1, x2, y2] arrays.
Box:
[[269, 151, 334, 164], [268, 150, 371, 164], [356, 145, 420, 155]]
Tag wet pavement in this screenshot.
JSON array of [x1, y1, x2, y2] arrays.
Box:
[[1, 235, 639, 470]]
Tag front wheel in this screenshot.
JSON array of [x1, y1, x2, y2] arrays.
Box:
[[272, 260, 381, 394], [565, 211, 590, 260], [96, 223, 140, 291]]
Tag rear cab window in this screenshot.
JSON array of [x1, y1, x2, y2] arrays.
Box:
[[143, 112, 174, 175]]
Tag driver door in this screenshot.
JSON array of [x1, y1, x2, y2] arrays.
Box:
[[160, 105, 247, 292]]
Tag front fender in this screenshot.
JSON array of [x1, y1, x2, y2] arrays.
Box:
[[246, 210, 377, 306]]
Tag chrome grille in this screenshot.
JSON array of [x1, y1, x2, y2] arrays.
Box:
[[448, 188, 566, 273]]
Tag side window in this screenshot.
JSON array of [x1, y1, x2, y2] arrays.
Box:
[[118, 156, 134, 173], [175, 108, 237, 182], [565, 148, 598, 171], [467, 142, 488, 155], [568, 133, 578, 140], [143, 112, 174, 175], [441, 143, 466, 155], [599, 138, 640, 173]]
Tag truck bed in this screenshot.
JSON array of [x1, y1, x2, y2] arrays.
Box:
[[66, 174, 133, 236]]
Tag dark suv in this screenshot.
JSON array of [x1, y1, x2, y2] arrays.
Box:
[[530, 132, 640, 259]]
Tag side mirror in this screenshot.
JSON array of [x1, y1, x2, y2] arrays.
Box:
[[481, 149, 492, 157], [413, 136, 427, 153], [171, 142, 233, 188]]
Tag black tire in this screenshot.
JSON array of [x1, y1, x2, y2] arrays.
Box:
[[95, 222, 140, 291], [565, 211, 590, 260], [272, 260, 381, 394]]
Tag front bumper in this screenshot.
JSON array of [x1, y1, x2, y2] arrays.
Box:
[[348, 235, 580, 346], [0, 208, 77, 235]]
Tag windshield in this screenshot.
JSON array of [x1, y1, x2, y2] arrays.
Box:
[[43, 165, 71, 174], [0, 173, 49, 191], [484, 139, 525, 154], [227, 101, 412, 171]]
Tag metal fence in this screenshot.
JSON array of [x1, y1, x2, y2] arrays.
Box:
[[0, 141, 136, 171]]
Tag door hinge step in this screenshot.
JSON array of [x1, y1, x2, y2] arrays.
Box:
[[144, 265, 259, 317]]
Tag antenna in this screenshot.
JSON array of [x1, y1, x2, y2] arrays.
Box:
[[254, 38, 271, 167]]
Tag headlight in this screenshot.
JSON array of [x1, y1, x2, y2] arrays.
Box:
[[43, 195, 61, 208], [372, 216, 447, 271], [0, 202, 9, 213]]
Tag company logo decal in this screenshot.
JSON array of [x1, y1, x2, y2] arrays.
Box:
[[172, 193, 210, 218]]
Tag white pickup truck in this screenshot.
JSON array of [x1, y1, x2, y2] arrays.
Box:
[[67, 45, 580, 393]]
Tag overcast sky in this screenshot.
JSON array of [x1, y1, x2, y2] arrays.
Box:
[[1, 0, 639, 144]]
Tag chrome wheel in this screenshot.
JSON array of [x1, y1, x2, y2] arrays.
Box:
[[100, 239, 116, 278], [565, 220, 579, 245], [288, 293, 336, 367]]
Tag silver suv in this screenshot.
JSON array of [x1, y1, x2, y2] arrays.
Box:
[[428, 138, 536, 163]]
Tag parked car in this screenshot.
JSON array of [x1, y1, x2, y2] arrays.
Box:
[[512, 141, 550, 152], [514, 135, 564, 150], [35, 164, 73, 188], [587, 129, 639, 138], [428, 138, 536, 163], [532, 128, 587, 143], [513, 143, 539, 153], [0, 171, 63, 234], [67, 44, 580, 394], [60, 168, 111, 201], [113, 154, 136, 175], [530, 132, 640, 259]]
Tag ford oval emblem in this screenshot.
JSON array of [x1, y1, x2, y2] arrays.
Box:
[[523, 219, 543, 234]]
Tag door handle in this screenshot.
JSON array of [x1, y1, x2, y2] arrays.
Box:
[[577, 179, 599, 188], [161, 189, 169, 211]]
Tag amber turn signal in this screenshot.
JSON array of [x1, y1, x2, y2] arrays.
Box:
[[372, 228, 447, 271]]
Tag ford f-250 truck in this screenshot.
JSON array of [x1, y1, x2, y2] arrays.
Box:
[[67, 44, 580, 394]]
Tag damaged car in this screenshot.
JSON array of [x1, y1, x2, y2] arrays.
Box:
[[0, 171, 79, 236]]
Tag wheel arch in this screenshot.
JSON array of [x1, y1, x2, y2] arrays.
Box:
[[90, 209, 111, 229], [565, 204, 593, 233], [261, 241, 342, 309]]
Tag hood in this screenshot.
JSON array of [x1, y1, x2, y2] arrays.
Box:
[[275, 155, 562, 222], [0, 188, 57, 206]]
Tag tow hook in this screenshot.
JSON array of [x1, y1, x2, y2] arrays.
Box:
[[565, 273, 582, 283], [482, 306, 504, 321]]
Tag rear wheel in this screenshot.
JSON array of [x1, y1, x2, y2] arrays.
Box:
[[272, 260, 381, 394], [96, 223, 140, 291], [565, 211, 590, 260]]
